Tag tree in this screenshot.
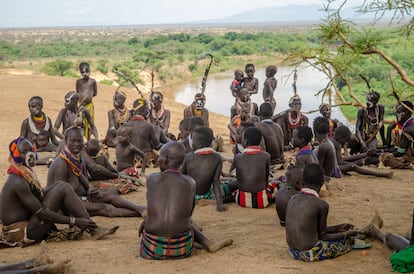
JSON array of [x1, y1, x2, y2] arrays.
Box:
[[289, 0, 413, 114], [41, 59, 73, 76]]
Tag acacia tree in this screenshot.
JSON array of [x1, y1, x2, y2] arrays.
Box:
[[289, 0, 413, 112]]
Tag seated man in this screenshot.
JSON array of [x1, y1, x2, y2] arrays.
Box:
[[181, 126, 232, 212], [273, 94, 308, 149], [313, 116, 341, 178], [275, 165, 303, 227], [47, 126, 146, 218], [230, 127, 276, 208], [139, 141, 232, 260], [256, 102, 284, 165], [0, 137, 117, 246], [285, 163, 363, 262], [148, 91, 171, 135], [332, 125, 393, 178]]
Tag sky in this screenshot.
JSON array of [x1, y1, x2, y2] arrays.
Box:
[[0, 0, 364, 28]]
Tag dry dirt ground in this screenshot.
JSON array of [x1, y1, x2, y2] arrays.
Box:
[[0, 72, 413, 273]]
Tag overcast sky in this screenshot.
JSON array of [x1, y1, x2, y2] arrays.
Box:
[[0, 0, 364, 28]]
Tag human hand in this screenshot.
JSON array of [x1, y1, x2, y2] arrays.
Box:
[[75, 218, 97, 231], [338, 223, 354, 232], [89, 189, 103, 200]]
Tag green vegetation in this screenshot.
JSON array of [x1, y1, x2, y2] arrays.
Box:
[[0, 22, 412, 121]]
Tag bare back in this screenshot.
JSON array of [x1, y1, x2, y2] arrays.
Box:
[[145, 172, 196, 237], [256, 120, 284, 163], [131, 120, 159, 152], [233, 151, 270, 193], [181, 152, 222, 195], [286, 193, 329, 250]]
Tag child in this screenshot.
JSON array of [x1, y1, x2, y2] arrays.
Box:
[[230, 127, 276, 208], [116, 124, 147, 178], [85, 139, 141, 194], [20, 96, 59, 148], [76, 62, 97, 140], [263, 65, 277, 112], [275, 165, 303, 226], [292, 125, 318, 168], [242, 63, 259, 95], [104, 90, 130, 148], [230, 69, 244, 98], [313, 116, 341, 178], [54, 91, 79, 139], [139, 141, 233, 260], [181, 126, 231, 212], [35, 129, 58, 166]]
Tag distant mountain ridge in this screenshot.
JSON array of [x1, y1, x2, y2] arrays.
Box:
[[199, 4, 371, 24]]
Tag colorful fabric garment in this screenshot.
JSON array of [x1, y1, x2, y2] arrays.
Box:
[[288, 238, 352, 262], [82, 102, 94, 140], [7, 157, 44, 201], [195, 183, 232, 201], [233, 181, 277, 208], [140, 230, 194, 260], [121, 166, 139, 177], [243, 146, 262, 154], [331, 165, 342, 178], [0, 221, 35, 246], [89, 178, 140, 194], [295, 146, 313, 161], [390, 244, 414, 273]]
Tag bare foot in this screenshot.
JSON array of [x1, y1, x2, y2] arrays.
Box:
[[91, 226, 119, 240], [205, 238, 233, 253], [359, 210, 384, 235]]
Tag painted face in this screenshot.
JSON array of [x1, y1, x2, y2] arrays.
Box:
[[289, 99, 302, 111], [320, 105, 331, 119], [195, 99, 205, 110], [396, 104, 409, 124], [28, 99, 42, 116], [66, 129, 84, 155], [65, 93, 78, 108], [151, 94, 163, 110], [366, 93, 379, 108], [81, 66, 90, 79], [18, 140, 36, 167], [113, 93, 126, 109]]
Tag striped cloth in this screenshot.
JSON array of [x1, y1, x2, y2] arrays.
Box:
[[140, 229, 193, 260], [233, 181, 277, 208]]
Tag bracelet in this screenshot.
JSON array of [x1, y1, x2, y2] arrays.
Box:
[[69, 216, 76, 227]]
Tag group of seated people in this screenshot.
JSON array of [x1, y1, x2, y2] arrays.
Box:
[[1, 62, 414, 271]]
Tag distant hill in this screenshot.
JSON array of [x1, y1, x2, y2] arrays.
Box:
[[198, 4, 373, 24]]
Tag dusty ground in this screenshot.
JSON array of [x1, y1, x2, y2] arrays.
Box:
[[0, 72, 412, 273]]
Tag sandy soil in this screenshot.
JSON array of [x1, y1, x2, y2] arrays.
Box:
[[0, 72, 412, 273]]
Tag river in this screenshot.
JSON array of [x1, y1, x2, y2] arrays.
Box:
[[175, 64, 352, 129]]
